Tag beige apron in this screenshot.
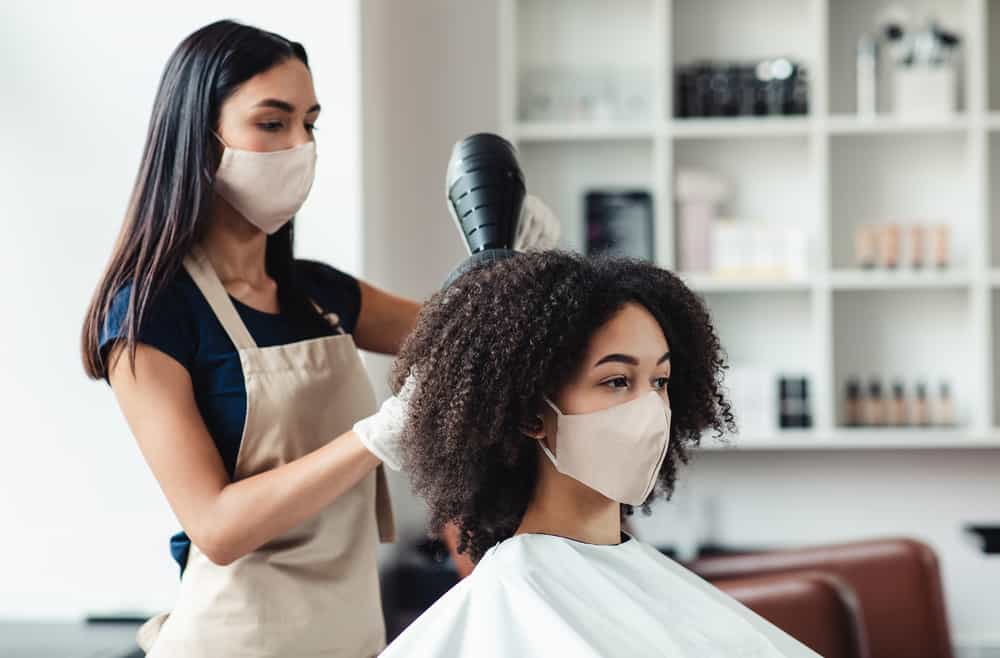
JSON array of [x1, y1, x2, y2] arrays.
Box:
[[137, 246, 395, 657]]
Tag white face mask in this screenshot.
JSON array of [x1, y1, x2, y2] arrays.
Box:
[[212, 134, 317, 235], [541, 391, 671, 505]]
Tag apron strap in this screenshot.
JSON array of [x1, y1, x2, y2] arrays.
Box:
[[183, 244, 258, 351], [375, 465, 396, 543], [309, 299, 346, 336]]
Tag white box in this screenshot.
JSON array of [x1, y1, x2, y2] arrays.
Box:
[[894, 67, 957, 117]]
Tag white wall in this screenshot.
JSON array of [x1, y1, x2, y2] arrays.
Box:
[[0, 1, 361, 618], [359, 0, 501, 545]]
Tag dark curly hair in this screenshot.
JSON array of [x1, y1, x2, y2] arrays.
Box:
[[391, 251, 734, 561]]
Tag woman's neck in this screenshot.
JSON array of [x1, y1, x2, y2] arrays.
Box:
[[201, 196, 269, 287], [515, 460, 622, 545]]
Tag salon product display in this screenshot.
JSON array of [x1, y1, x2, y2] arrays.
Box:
[[779, 376, 813, 429], [676, 168, 808, 278], [854, 222, 950, 270], [675, 58, 808, 118], [843, 376, 955, 428], [519, 68, 653, 122], [725, 367, 813, 436], [857, 9, 961, 117], [585, 190, 654, 261]]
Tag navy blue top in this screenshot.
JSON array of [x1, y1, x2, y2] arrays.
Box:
[[99, 259, 362, 574]]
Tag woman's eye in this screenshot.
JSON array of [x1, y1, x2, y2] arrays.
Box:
[[258, 121, 283, 131], [305, 123, 318, 132], [603, 377, 629, 389], [653, 377, 670, 389]]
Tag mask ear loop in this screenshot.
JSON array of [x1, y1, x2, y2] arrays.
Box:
[[538, 397, 563, 466]]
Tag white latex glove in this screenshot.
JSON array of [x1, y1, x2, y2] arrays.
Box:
[[513, 194, 561, 252], [353, 375, 416, 471]]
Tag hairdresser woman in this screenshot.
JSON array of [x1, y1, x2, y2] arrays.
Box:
[[81, 19, 555, 657]]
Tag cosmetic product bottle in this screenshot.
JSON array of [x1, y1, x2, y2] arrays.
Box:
[[778, 377, 799, 429], [779, 377, 810, 428], [932, 224, 950, 269], [844, 377, 862, 427], [937, 381, 955, 427], [856, 226, 877, 269], [890, 380, 908, 427], [867, 378, 885, 426], [881, 224, 900, 269], [914, 381, 932, 427], [911, 225, 927, 269]]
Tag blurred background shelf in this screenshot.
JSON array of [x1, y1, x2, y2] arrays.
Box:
[[512, 121, 657, 142], [670, 117, 813, 139], [826, 114, 971, 135], [697, 430, 1000, 451], [829, 269, 972, 290], [680, 273, 814, 293], [502, 0, 993, 447]]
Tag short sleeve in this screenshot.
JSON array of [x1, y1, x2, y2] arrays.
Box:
[[99, 281, 197, 374], [297, 260, 362, 334]]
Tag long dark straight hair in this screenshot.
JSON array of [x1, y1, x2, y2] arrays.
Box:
[[82, 20, 328, 379]]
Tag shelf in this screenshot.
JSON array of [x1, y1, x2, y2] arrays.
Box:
[[505, 0, 992, 445], [511, 115, 975, 143], [511, 122, 656, 142], [670, 117, 811, 140], [697, 430, 999, 451], [681, 273, 813, 293], [830, 269, 971, 291], [827, 115, 970, 136]]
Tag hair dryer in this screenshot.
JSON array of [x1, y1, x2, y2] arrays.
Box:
[[443, 133, 526, 288]]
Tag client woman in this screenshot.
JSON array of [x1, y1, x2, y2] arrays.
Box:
[[381, 251, 817, 657]]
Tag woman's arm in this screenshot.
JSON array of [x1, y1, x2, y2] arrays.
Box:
[[353, 281, 421, 355], [109, 344, 381, 566]]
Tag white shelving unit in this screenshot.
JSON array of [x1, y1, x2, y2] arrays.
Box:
[[499, 0, 1000, 450]]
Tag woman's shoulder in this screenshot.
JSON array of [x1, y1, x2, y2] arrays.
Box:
[[105, 269, 200, 328], [101, 269, 202, 370]]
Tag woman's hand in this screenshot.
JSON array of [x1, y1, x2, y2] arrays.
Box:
[[514, 194, 561, 252], [352, 374, 416, 471]]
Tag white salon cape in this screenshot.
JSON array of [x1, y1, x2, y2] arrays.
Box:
[[380, 533, 819, 657]]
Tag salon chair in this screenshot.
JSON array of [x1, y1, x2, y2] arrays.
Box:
[[714, 571, 869, 658], [689, 538, 954, 658]]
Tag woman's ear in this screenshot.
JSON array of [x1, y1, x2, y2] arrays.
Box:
[[519, 414, 546, 440]]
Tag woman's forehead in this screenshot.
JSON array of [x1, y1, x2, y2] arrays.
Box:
[[227, 58, 317, 111], [584, 303, 669, 362]]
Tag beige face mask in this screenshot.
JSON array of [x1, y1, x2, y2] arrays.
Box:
[[541, 391, 671, 506], [213, 134, 317, 235]]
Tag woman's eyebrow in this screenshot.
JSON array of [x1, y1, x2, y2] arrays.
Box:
[[594, 353, 638, 367], [593, 351, 671, 367], [252, 99, 322, 113]]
